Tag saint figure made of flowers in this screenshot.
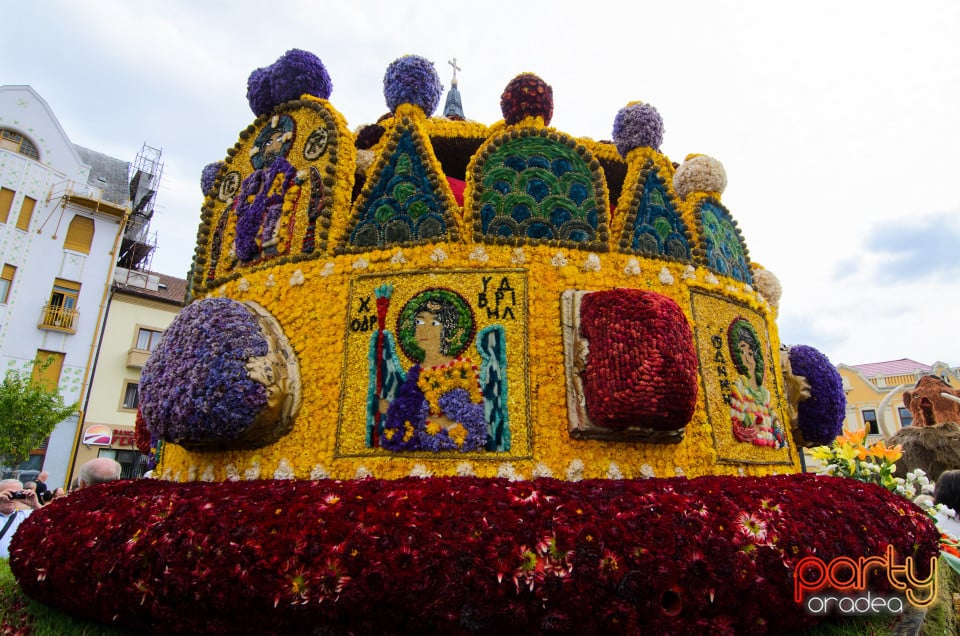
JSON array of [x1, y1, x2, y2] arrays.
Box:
[[728, 318, 787, 449], [366, 285, 509, 453]]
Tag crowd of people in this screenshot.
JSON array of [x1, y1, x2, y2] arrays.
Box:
[[0, 457, 122, 559]]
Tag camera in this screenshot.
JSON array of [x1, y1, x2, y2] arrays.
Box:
[[10, 491, 28, 500]]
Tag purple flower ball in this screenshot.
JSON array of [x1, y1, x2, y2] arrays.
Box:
[[140, 298, 269, 446], [383, 55, 442, 115], [246, 66, 274, 118], [201, 161, 223, 196], [788, 344, 846, 446], [611, 102, 665, 157], [246, 49, 332, 117], [269, 49, 332, 105]]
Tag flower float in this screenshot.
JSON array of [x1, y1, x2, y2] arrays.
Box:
[[11, 49, 936, 634]]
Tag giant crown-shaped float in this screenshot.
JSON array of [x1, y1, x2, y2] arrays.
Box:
[[138, 50, 845, 482]]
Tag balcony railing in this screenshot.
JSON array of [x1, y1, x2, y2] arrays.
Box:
[[38, 304, 79, 333]]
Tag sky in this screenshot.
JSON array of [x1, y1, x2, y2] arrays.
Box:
[[3, 0, 959, 368]]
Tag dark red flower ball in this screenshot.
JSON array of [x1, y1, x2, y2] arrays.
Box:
[[500, 73, 554, 126]]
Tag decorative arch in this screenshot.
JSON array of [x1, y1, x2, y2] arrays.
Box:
[[616, 161, 691, 261], [694, 198, 752, 285], [466, 128, 609, 252]]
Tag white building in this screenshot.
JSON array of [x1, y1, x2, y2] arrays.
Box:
[[0, 85, 160, 489]]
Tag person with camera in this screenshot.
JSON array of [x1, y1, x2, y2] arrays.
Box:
[[0, 479, 41, 559]]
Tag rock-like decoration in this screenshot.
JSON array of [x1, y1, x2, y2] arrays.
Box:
[[902, 374, 960, 427], [888, 421, 960, 482]]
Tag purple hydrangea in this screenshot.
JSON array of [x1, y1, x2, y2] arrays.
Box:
[[139, 298, 269, 446], [611, 102, 665, 157], [201, 161, 223, 196], [246, 49, 333, 117], [788, 344, 846, 446], [383, 55, 442, 115]]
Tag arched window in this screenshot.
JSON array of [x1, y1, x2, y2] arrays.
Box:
[[0, 128, 40, 161], [64, 215, 95, 253]]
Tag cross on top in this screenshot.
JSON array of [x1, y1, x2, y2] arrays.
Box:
[[448, 58, 461, 81]]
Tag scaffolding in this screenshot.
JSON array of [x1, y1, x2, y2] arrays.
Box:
[[116, 144, 163, 277]]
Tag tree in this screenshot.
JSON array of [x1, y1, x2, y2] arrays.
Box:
[[0, 358, 78, 468]]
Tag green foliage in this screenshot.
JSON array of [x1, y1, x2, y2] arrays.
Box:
[[0, 358, 77, 467]]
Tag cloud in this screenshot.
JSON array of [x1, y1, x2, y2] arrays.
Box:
[[862, 211, 960, 283]]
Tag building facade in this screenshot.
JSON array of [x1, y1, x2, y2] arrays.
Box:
[[0, 85, 165, 490], [69, 267, 186, 483], [838, 358, 960, 440]]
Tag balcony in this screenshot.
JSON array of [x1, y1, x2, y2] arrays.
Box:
[[126, 348, 150, 369], [38, 304, 79, 333]]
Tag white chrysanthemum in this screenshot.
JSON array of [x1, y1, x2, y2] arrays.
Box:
[[469, 247, 490, 263], [352, 258, 369, 270], [321, 262, 336, 276], [218, 286, 228, 297], [640, 464, 656, 478], [607, 462, 624, 480], [737, 467, 746, 477], [172, 471, 182, 483], [456, 461, 476, 477], [430, 247, 448, 262], [510, 247, 527, 264], [160, 467, 173, 481], [310, 464, 330, 480], [675, 467, 686, 478], [582, 253, 601, 272], [201, 465, 216, 482], [187, 465, 198, 482], [274, 459, 295, 480], [237, 278, 251, 292], [681, 265, 696, 280], [659, 267, 674, 285], [497, 463, 523, 481], [355, 148, 375, 175], [551, 252, 568, 268], [409, 463, 432, 478], [705, 272, 719, 285], [390, 249, 407, 264], [355, 465, 373, 479], [624, 258, 641, 276], [289, 269, 305, 286], [566, 459, 585, 482], [244, 461, 261, 481], [672, 154, 728, 199], [264, 274, 276, 288], [531, 462, 554, 479], [750, 267, 782, 307], [224, 464, 240, 482]]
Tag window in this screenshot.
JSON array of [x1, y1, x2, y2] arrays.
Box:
[[899, 406, 913, 427], [63, 215, 95, 253], [862, 409, 879, 434], [135, 328, 163, 352], [42, 278, 81, 330], [0, 264, 14, 303], [31, 351, 65, 392], [121, 381, 139, 410], [0, 188, 13, 224], [0, 129, 39, 160], [16, 195, 36, 231], [97, 448, 149, 479]]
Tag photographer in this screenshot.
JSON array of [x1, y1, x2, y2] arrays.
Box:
[[0, 479, 41, 559]]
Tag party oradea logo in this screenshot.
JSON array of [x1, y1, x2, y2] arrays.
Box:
[[794, 545, 938, 615]]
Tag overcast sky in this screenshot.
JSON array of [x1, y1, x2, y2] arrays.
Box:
[[3, 0, 959, 368]]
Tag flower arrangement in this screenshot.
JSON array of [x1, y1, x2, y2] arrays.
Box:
[[247, 49, 333, 117], [200, 161, 223, 197], [139, 298, 268, 447], [611, 101, 665, 157], [383, 55, 443, 116], [809, 427, 904, 490], [578, 289, 698, 431], [787, 344, 845, 446], [9, 474, 939, 635], [500, 73, 554, 126]]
